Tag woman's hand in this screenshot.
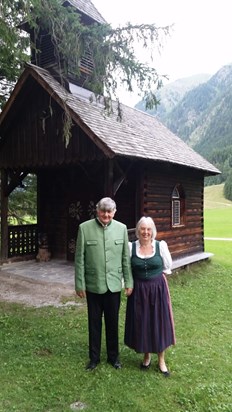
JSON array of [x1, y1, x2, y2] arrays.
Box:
[[125, 288, 133, 297]]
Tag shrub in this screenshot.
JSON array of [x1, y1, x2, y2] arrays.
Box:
[[224, 172, 232, 200]]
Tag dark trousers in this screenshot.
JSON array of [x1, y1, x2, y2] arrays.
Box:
[[86, 290, 121, 363]]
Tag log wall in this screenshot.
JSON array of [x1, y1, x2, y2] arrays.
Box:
[[143, 164, 204, 259]]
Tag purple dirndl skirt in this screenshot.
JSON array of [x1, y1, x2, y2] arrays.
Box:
[[124, 273, 176, 353]]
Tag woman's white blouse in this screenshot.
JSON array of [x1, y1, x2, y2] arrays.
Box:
[[128, 239, 172, 275]]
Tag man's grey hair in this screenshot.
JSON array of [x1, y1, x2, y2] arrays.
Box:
[[96, 197, 117, 211]]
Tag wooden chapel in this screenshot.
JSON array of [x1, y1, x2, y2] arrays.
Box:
[[0, 0, 220, 268]]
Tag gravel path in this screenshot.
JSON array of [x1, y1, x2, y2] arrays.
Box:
[[0, 260, 80, 308]]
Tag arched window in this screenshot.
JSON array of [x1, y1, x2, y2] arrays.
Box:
[[172, 184, 185, 227]]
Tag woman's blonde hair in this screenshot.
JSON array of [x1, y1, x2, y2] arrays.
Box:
[[135, 216, 157, 239]]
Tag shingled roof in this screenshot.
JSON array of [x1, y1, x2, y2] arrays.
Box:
[[67, 0, 107, 24], [0, 63, 220, 176]]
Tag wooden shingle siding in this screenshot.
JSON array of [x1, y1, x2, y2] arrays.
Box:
[[0, 63, 219, 175], [67, 0, 107, 24]]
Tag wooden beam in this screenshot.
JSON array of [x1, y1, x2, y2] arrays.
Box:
[[113, 159, 134, 196], [0, 170, 9, 261], [104, 159, 114, 197], [5, 171, 28, 196]]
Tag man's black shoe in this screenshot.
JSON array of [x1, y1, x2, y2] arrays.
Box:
[[113, 360, 122, 369], [85, 361, 99, 371], [108, 359, 122, 369]]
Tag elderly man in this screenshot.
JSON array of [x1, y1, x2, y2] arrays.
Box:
[[75, 197, 133, 371]]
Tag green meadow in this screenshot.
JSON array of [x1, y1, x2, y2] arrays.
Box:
[[204, 184, 232, 268], [0, 184, 231, 412]]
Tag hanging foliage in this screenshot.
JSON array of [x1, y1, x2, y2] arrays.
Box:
[[0, 1, 171, 145], [1, 0, 171, 108], [0, 1, 30, 106]]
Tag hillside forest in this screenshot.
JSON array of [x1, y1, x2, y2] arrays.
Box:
[[136, 64, 232, 200]]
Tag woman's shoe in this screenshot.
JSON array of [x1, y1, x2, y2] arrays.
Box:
[[158, 366, 170, 377], [140, 361, 151, 370]]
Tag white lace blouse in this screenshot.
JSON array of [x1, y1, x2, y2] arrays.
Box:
[[128, 239, 172, 275]]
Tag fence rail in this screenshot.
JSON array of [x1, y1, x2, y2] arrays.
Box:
[[8, 224, 38, 258], [7, 225, 134, 259]]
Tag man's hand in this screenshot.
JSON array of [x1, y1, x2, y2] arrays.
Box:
[[125, 288, 133, 297], [76, 290, 86, 298]]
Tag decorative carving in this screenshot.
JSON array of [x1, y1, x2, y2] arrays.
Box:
[[69, 201, 83, 220], [68, 238, 76, 254], [88, 200, 95, 219]]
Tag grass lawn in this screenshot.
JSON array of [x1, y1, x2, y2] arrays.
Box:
[[204, 183, 232, 238], [204, 183, 232, 209], [0, 185, 231, 411], [205, 239, 232, 268], [204, 183, 232, 267], [204, 208, 232, 239], [0, 262, 231, 412]]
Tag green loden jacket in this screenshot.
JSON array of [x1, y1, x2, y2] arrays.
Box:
[[75, 218, 133, 294]]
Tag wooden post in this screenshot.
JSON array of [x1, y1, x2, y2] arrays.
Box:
[[0, 169, 9, 262], [104, 159, 114, 198]]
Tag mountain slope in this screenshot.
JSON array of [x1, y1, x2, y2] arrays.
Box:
[[135, 73, 211, 117], [162, 64, 232, 152], [136, 64, 232, 185]]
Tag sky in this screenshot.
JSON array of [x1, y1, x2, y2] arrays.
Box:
[[93, 0, 232, 106]]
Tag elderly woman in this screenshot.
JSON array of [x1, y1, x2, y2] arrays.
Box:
[[124, 216, 175, 376]]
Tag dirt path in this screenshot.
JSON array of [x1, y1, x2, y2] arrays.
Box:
[[0, 270, 78, 308]]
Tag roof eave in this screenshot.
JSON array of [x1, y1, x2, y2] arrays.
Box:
[[0, 65, 115, 159]]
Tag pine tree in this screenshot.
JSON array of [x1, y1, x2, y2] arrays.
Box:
[[0, 0, 171, 110]]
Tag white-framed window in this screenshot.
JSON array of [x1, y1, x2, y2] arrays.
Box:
[[172, 185, 185, 227]]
